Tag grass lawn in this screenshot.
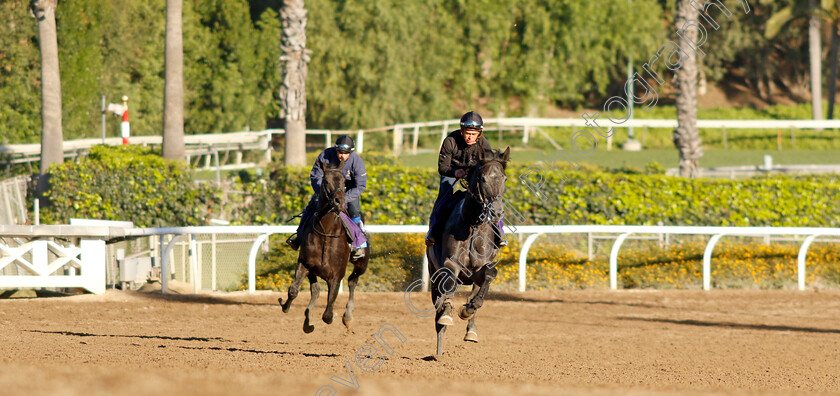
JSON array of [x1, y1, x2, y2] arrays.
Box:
[[398, 149, 840, 170]]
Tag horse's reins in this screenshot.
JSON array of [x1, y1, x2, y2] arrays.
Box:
[[313, 168, 345, 238], [464, 160, 504, 228]]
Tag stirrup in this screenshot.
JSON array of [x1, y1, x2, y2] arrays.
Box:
[[286, 235, 300, 251], [351, 247, 365, 259]]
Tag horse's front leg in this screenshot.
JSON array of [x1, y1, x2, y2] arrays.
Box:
[[460, 264, 497, 320], [343, 255, 368, 328], [322, 272, 342, 325], [303, 273, 320, 333], [463, 284, 480, 342], [279, 259, 309, 313]]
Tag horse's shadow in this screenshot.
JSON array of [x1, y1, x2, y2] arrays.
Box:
[[486, 292, 667, 309], [128, 290, 277, 306], [620, 317, 840, 334]]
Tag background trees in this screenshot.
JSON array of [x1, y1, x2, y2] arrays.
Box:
[[0, 0, 831, 146]]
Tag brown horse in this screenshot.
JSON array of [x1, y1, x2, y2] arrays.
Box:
[[278, 160, 369, 333], [427, 146, 510, 356]]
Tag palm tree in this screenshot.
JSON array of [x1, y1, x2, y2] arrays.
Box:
[[673, 0, 703, 178], [765, 0, 825, 121], [30, 0, 63, 195], [279, 0, 310, 167], [162, 0, 185, 161]]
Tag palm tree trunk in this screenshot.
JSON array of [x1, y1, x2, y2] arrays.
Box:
[[828, 25, 839, 119], [32, 0, 63, 196], [673, 0, 702, 178], [162, 0, 185, 161], [279, 0, 310, 167], [809, 0, 824, 122]]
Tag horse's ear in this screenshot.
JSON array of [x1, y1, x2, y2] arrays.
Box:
[[501, 146, 511, 162]]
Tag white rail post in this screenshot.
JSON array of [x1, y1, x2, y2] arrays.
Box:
[[210, 233, 217, 291], [421, 253, 429, 292], [797, 235, 820, 291], [393, 127, 403, 155], [440, 122, 448, 144], [356, 129, 364, 153], [609, 233, 632, 290], [522, 125, 530, 145], [412, 125, 420, 154], [703, 234, 725, 291], [518, 233, 543, 292], [189, 234, 199, 294], [162, 234, 187, 294], [247, 233, 273, 294]]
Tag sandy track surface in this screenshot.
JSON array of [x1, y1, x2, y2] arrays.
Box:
[[1, 289, 839, 396]]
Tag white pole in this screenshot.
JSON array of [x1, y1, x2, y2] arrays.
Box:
[[190, 235, 199, 294]]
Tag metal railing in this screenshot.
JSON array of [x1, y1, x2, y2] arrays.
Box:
[[4, 223, 840, 294], [5, 118, 840, 169], [120, 224, 840, 294]]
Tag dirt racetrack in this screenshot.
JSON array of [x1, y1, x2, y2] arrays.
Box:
[[1, 288, 839, 396]]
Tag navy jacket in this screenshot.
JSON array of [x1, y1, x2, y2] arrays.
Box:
[[438, 130, 493, 178], [310, 148, 367, 203]]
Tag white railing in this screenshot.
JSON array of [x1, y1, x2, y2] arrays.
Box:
[[121, 224, 840, 294], [5, 224, 840, 294], [512, 225, 840, 292], [5, 117, 840, 167]]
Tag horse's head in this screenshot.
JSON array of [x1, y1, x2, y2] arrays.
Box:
[[468, 146, 510, 220], [317, 159, 347, 213]]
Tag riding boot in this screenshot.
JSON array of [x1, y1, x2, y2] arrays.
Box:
[[286, 234, 301, 250], [492, 222, 508, 248], [351, 220, 367, 259], [425, 229, 435, 246]]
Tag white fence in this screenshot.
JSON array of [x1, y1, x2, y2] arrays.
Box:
[[3, 223, 840, 294], [123, 224, 840, 294], [4, 118, 840, 169]]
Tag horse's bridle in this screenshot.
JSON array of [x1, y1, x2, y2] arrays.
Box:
[[464, 160, 505, 226], [313, 168, 345, 238]]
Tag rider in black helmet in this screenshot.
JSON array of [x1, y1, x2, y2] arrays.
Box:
[[425, 111, 507, 247], [286, 135, 368, 259]]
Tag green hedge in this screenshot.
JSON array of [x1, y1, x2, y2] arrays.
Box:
[[237, 161, 840, 228], [41, 145, 220, 227]]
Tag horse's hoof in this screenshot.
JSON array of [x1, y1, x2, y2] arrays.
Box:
[[277, 297, 283, 305], [303, 323, 315, 333], [458, 305, 475, 320], [323, 313, 334, 325], [437, 314, 454, 326], [281, 303, 291, 314], [342, 313, 353, 327], [464, 331, 478, 343]]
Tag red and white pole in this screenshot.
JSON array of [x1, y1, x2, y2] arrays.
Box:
[[120, 95, 130, 145]]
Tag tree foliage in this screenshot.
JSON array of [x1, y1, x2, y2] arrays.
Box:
[[0, 0, 815, 144]]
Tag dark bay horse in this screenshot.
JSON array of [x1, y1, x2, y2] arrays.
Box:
[[426, 146, 510, 356], [278, 160, 369, 333]]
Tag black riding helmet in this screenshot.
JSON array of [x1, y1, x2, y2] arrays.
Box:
[[459, 111, 484, 131], [334, 135, 355, 153]]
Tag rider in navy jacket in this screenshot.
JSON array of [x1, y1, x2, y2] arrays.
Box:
[[287, 135, 368, 259]]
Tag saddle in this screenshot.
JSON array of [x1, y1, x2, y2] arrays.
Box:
[[430, 190, 467, 244]]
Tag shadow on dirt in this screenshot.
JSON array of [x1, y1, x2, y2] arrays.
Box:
[[486, 292, 666, 309], [27, 329, 235, 342], [620, 317, 840, 334], [128, 290, 278, 306], [175, 345, 338, 357]]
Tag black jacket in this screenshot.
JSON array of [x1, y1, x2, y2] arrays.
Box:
[[437, 130, 493, 178]]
